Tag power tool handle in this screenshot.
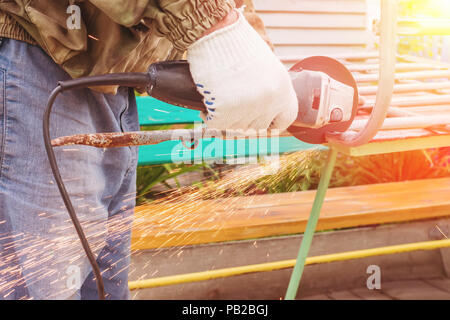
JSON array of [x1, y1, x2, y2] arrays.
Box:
[[147, 60, 206, 112]]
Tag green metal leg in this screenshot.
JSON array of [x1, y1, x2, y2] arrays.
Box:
[[285, 148, 338, 300]]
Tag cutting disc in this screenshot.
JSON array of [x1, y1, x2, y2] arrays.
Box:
[[287, 56, 359, 144]]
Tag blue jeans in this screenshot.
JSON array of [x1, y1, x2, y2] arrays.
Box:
[[0, 38, 139, 299]]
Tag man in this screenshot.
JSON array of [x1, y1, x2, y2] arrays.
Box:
[[0, 1, 297, 299]]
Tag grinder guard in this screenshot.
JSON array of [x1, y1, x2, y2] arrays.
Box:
[[287, 56, 359, 144]]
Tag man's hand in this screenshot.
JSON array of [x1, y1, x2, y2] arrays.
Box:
[[186, 10, 298, 131]]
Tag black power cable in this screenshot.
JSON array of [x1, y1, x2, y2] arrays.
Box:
[[43, 73, 151, 300]]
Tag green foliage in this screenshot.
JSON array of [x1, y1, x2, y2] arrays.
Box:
[[332, 148, 450, 186], [255, 149, 449, 194], [136, 162, 209, 204]]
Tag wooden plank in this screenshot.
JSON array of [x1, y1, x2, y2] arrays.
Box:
[[259, 12, 366, 28], [380, 280, 450, 300], [328, 290, 362, 300], [255, 0, 367, 14], [440, 248, 450, 277], [266, 28, 368, 45], [424, 278, 450, 293], [300, 294, 333, 300], [131, 178, 450, 249], [351, 288, 392, 300]]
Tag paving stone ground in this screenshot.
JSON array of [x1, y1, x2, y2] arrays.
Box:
[[300, 278, 450, 300]]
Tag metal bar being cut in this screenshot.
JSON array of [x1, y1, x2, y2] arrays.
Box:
[[51, 129, 291, 148]]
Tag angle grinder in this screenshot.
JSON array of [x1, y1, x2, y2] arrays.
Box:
[[145, 56, 359, 144]]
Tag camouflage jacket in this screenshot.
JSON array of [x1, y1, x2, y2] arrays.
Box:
[[0, 0, 234, 93]]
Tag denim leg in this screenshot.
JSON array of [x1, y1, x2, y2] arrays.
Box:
[[80, 169, 137, 300], [0, 46, 28, 299], [0, 38, 138, 300], [80, 90, 139, 300]]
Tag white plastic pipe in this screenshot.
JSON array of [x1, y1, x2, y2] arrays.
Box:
[[327, 0, 398, 146]]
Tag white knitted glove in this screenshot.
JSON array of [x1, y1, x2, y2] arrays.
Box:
[[186, 10, 298, 131]]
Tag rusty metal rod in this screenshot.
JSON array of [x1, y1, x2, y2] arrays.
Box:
[[51, 129, 291, 148]]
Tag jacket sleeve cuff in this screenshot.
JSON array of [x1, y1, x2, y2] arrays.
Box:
[[145, 0, 235, 52]]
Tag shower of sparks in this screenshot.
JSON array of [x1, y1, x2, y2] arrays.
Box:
[[1, 149, 322, 299], [88, 34, 99, 41], [130, 149, 323, 277], [435, 225, 448, 239]]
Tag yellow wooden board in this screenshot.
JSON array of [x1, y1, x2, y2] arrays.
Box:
[[131, 178, 450, 250]]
